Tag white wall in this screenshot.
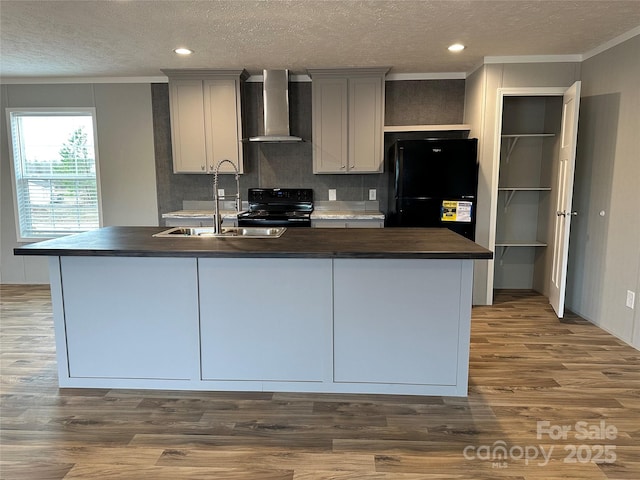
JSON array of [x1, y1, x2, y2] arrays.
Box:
[[567, 35, 640, 348], [0, 83, 158, 283]]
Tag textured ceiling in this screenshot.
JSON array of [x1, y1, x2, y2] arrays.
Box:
[[1, 0, 639, 79]]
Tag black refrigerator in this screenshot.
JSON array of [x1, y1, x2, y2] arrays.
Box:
[[386, 138, 479, 240]]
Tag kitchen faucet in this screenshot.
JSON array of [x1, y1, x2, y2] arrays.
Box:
[[213, 159, 241, 234]]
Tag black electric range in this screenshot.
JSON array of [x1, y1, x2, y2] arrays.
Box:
[[237, 188, 313, 227]]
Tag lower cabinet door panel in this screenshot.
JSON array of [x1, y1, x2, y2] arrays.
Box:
[[199, 258, 333, 382], [61, 256, 199, 380], [333, 259, 462, 385]]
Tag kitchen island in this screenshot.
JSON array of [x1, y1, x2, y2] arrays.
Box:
[[15, 227, 491, 396]]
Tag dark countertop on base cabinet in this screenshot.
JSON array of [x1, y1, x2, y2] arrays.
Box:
[[14, 226, 493, 260]]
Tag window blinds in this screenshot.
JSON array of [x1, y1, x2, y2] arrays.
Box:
[[8, 110, 101, 240]]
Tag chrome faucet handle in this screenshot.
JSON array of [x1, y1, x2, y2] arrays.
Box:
[[234, 171, 241, 213]]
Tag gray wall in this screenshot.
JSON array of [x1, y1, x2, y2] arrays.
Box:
[[567, 35, 640, 348], [153, 79, 466, 221], [0, 83, 158, 283]]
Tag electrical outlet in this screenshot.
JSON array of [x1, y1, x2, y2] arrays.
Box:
[[369, 189, 377, 201], [217, 188, 225, 197], [626, 290, 636, 309], [329, 189, 336, 201]]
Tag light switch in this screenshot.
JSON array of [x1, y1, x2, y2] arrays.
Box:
[[329, 189, 336, 201], [369, 189, 377, 201], [627, 290, 636, 309]]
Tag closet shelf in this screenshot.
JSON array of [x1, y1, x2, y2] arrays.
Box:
[[496, 241, 548, 260], [502, 133, 555, 164], [499, 188, 551, 209], [501, 133, 555, 138], [498, 187, 552, 191], [495, 241, 547, 247]]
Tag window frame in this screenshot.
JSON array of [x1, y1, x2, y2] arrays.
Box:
[[6, 107, 104, 242]]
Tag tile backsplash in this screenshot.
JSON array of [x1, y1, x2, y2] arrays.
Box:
[[151, 78, 466, 224]]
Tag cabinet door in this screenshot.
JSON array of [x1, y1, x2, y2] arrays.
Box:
[[61, 257, 199, 379], [349, 76, 384, 173], [334, 259, 463, 385], [312, 78, 348, 173], [199, 258, 332, 382], [204, 78, 243, 174], [169, 80, 208, 173]]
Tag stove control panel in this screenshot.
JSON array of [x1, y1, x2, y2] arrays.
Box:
[[247, 188, 313, 204]]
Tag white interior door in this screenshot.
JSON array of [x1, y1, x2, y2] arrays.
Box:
[[550, 81, 581, 317]]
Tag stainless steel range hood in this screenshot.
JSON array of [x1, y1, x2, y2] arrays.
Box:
[[249, 69, 303, 142]]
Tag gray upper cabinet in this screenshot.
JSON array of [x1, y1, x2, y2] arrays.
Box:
[[162, 69, 247, 174], [308, 68, 389, 174]]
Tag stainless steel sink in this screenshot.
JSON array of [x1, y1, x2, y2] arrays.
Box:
[[153, 226, 286, 238]]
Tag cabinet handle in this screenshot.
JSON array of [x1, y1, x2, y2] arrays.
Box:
[[201, 165, 205, 171], [341, 165, 346, 169]]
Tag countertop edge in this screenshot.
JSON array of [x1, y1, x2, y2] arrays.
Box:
[[14, 247, 492, 260]]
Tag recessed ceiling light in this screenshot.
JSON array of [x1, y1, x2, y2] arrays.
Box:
[[174, 48, 193, 55], [448, 43, 465, 52]]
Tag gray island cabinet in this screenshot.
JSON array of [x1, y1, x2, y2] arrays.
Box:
[[15, 227, 491, 397]]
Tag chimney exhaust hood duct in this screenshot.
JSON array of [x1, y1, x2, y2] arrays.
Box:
[[249, 69, 303, 142]]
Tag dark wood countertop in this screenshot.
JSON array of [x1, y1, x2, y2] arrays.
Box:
[[14, 226, 493, 260]]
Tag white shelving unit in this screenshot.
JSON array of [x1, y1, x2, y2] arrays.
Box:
[[496, 132, 555, 255], [494, 97, 562, 289], [496, 131, 557, 248]]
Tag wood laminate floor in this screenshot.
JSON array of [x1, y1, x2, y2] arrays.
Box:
[[0, 285, 638, 479]]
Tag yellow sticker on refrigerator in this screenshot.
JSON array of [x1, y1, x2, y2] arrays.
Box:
[[441, 200, 472, 223]]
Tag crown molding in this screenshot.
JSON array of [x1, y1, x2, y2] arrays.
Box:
[[246, 74, 311, 82], [385, 72, 466, 81], [582, 25, 640, 61], [0, 76, 168, 85], [0, 72, 469, 84], [484, 54, 582, 64]]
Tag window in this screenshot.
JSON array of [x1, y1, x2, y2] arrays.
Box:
[[7, 108, 102, 241]]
